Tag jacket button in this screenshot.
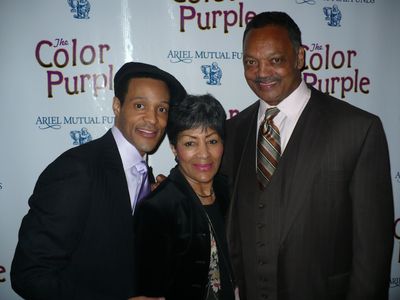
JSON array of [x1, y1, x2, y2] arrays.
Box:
[[261, 294, 268, 299], [258, 203, 265, 209]]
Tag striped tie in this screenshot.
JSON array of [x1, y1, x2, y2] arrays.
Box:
[[257, 107, 281, 189]]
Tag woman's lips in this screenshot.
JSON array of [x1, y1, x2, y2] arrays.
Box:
[[193, 163, 213, 171]]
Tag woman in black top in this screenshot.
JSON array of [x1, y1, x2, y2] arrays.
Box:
[[130, 94, 237, 300]]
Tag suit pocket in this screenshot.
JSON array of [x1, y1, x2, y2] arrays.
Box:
[[327, 272, 350, 295]]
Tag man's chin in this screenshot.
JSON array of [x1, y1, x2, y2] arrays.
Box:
[[139, 139, 164, 155]]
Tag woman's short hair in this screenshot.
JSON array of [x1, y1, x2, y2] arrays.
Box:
[[167, 94, 226, 146]]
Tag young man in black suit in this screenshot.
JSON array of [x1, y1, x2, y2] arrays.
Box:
[[11, 62, 186, 300], [221, 11, 394, 300]]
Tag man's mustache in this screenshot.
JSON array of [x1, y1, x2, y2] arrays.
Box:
[[255, 76, 281, 84]]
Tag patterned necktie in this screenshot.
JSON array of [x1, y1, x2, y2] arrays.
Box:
[[135, 161, 151, 204], [257, 107, 281, 189]]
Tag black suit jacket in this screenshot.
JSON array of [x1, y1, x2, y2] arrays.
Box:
[[132, 166, 234, 300], [11, 130, 135, 300], [220, 87, 394, 300]]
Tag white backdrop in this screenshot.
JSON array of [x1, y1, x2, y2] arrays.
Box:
[[1, 1, 399, 299]]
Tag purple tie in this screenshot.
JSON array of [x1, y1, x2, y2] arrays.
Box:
[[136, 161, 150, 203]]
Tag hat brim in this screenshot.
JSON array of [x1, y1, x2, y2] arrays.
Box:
[[114, 62, 186, 106]]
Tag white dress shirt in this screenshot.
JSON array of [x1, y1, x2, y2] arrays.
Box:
[[111, 126, 146, 212], [257, 80, 311, 154]]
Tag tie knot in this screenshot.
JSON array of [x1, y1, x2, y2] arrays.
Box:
[[264, 107, 280, 121], [133, 161, 148, 175]]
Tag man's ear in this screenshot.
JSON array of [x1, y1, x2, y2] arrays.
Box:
[[296, 46, 305, 70], [112, 97, 121, 117], [170, 144, 177, 157]]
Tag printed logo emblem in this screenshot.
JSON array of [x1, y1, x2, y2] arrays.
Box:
[[323, 5, 342, 27], [70, 127, 92, 145], [295, 0, 316, 4], [390, 277, 400, 288], [201, 62, 222, 85], [68, 0, 91, 19]]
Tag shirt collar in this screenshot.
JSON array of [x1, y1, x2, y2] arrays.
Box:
[[258, 80, 310, 123], [111, 126, 144, 170]]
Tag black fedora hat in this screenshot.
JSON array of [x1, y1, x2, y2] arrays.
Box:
[[114, 62, 186, 106]]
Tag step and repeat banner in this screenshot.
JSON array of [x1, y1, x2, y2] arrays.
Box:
[[1, 1, 399, 299]]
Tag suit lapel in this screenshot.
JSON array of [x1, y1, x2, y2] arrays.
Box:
[[100, 131, 133, 223], [278, 92, 330, 244], [230, 102, 259, 204], [225, 102, 259, 267]]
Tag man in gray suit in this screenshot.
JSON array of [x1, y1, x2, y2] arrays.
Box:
[[221, 11, 393, 300]]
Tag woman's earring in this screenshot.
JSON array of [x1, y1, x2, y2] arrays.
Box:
[[175, 156, 179, 163]]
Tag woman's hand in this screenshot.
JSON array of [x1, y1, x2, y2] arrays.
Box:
[[151, 174, 167, 191]]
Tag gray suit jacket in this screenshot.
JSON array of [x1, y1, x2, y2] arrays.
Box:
[[220, 87, 394, 300]]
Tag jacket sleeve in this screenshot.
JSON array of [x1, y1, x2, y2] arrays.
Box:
[[347, 116, 394, 299], [11, 154, 93, 300]]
